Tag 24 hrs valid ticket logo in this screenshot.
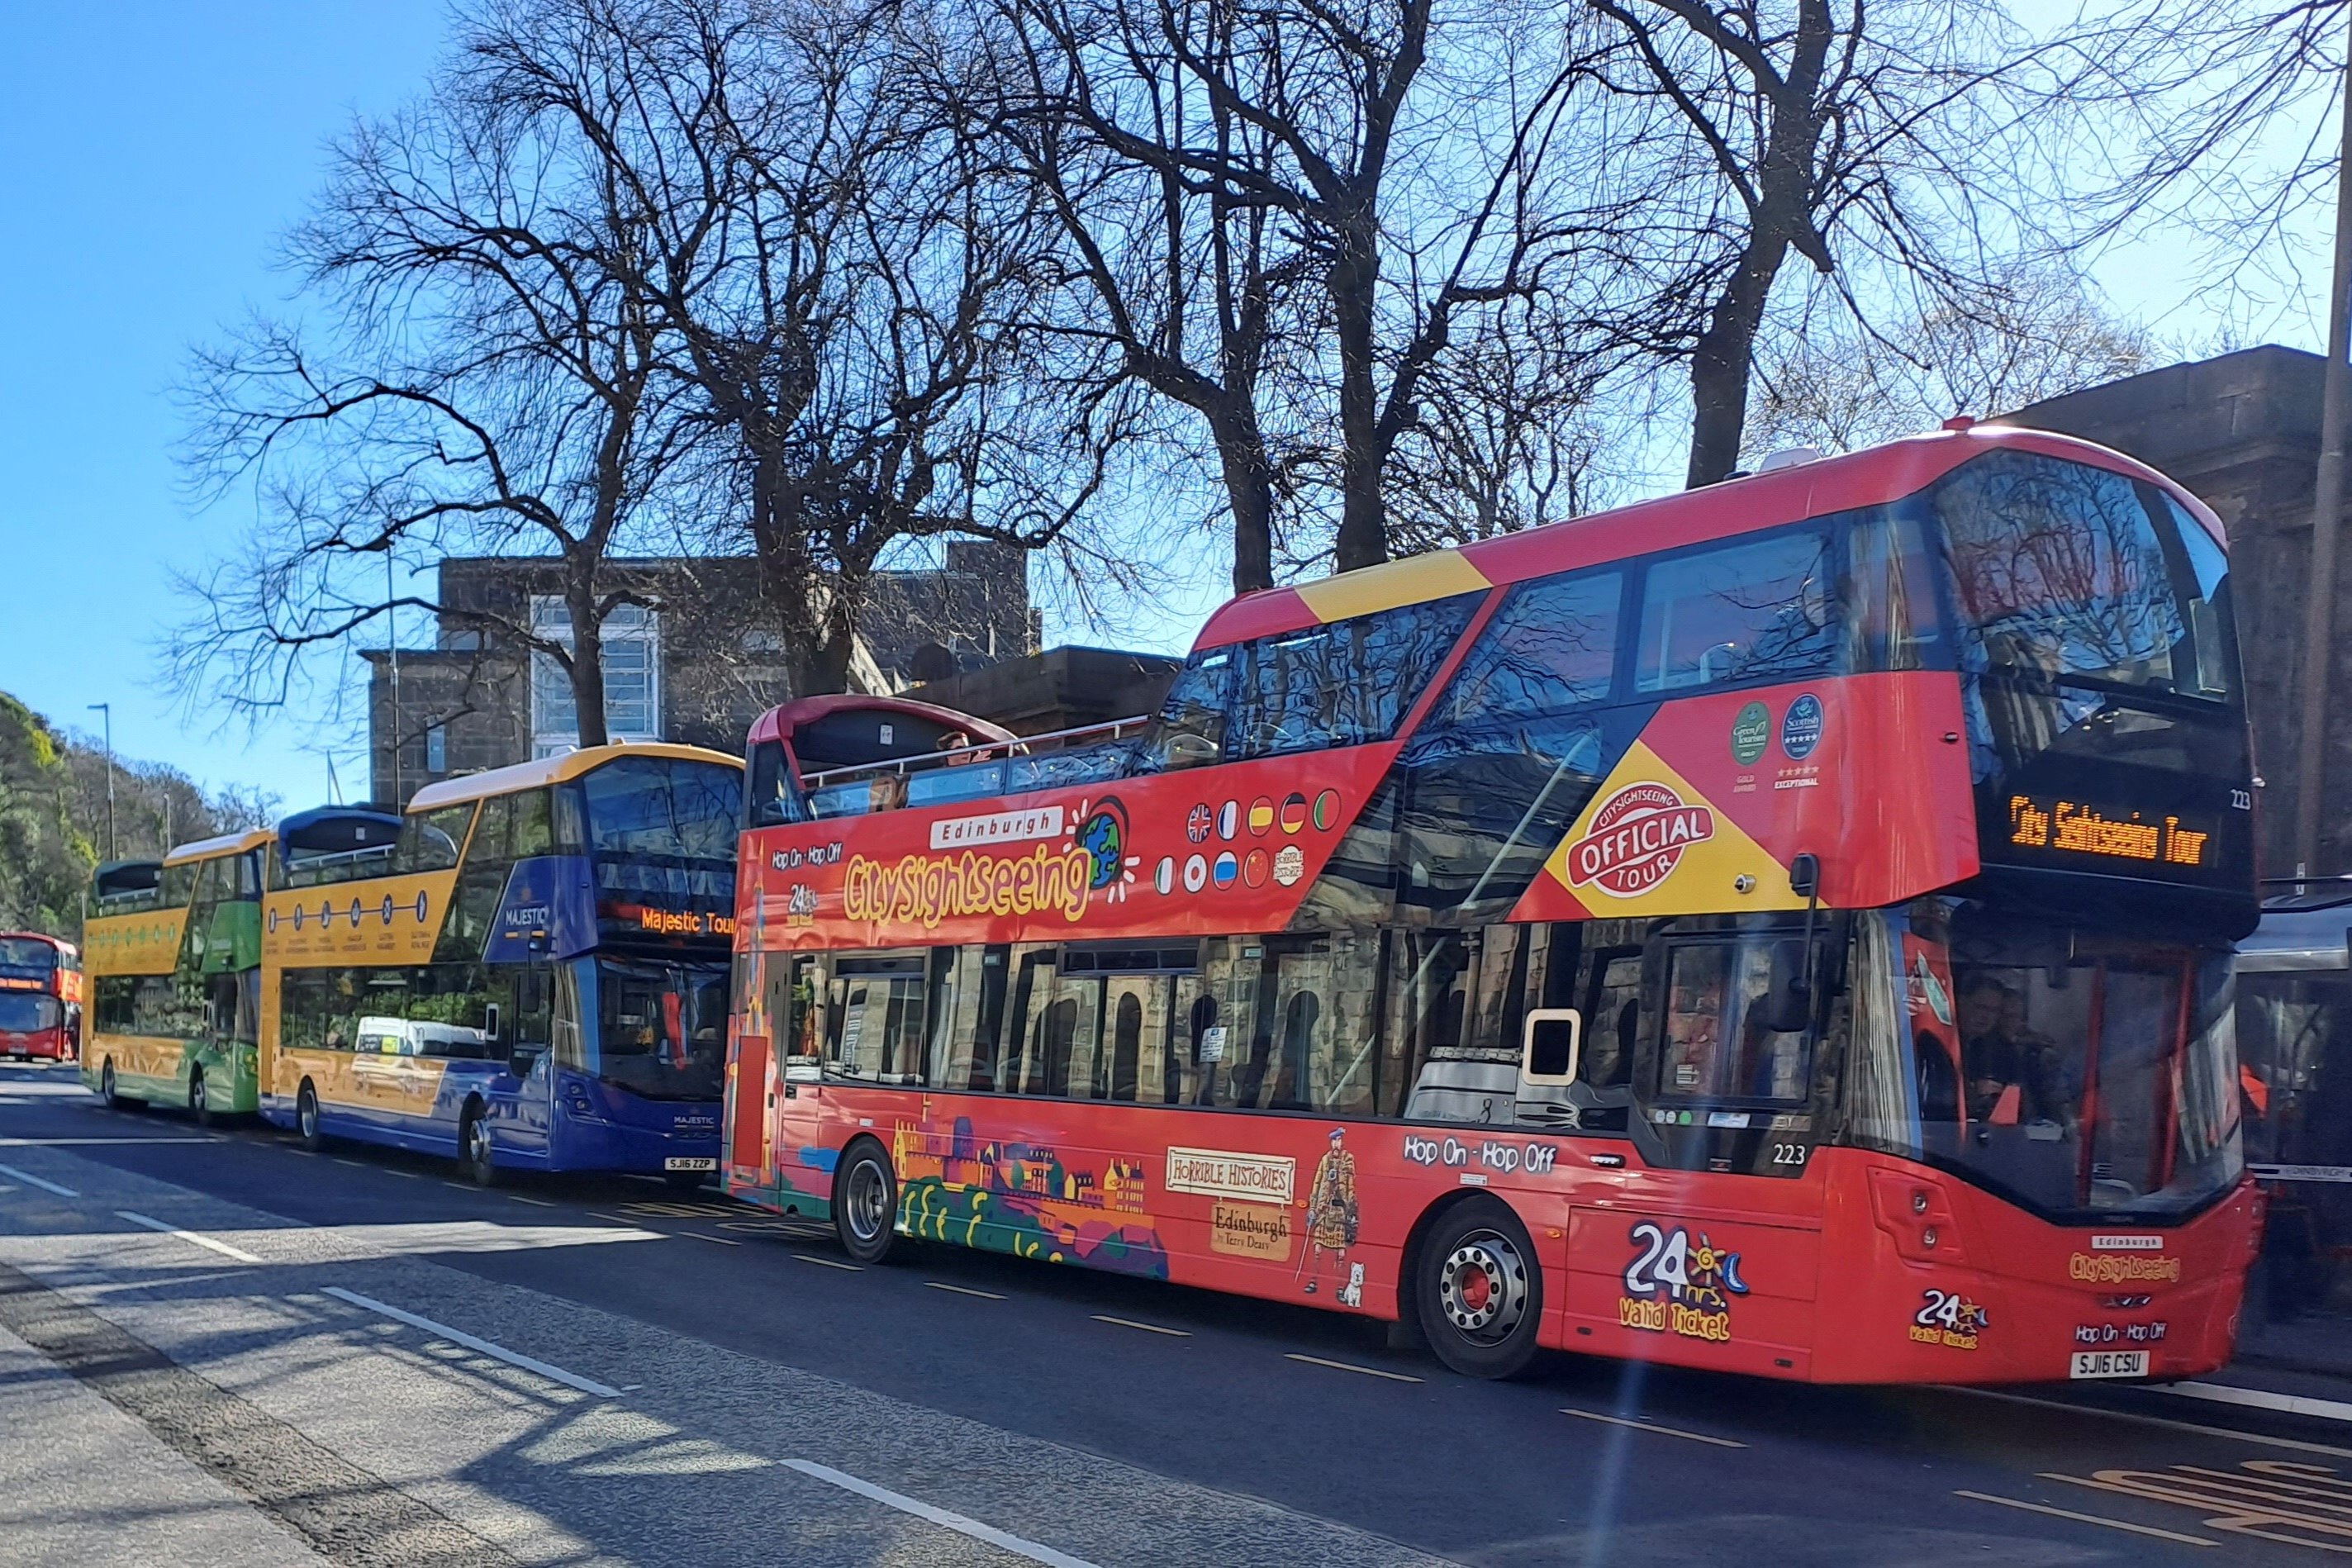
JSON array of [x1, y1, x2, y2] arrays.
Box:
[[1566, 782, 1717, 897]]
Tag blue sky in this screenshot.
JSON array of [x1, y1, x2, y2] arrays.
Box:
[[0, 2, 2331, 818]]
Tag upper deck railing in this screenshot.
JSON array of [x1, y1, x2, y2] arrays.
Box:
[[794, 715, 1156, 821]]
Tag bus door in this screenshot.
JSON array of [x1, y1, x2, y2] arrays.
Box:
[[1561, 922, 1829, 1367], [492, 962, 558, 1162]]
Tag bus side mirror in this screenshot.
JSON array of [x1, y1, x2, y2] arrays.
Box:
[[483, 1004, 501, 1045], [1760, 940, 1812, 1033], [1520, 1009, 1583, 1087]]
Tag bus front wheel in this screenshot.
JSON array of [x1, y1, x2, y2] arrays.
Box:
[[833, 1142, 899, 1265], [460, 1105, 498, 1187], [188, 1069, 211, 1128], [1414, 1196, 1543, 1380], [297, 1083, 325, 1152]]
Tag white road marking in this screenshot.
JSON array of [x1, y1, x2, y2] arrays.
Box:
[[1562, 1408, 1746, 1447], [0, 1163, 77, 1197], [506, 1194, 555, 1207], [928, 1282, 1007, 1300], [1936, 1385, 2352, 1460], [116, 1210, 263, 1263], [781, 1456, 1101, 1568], [795, 1253, 863, 1272], [2158, 1380, 2352, 1425], [320, 1285, 622, 1398], [1954, 1489, 2216, 1547], [677, 1231, 740, 1246], [0, 1137, 213, 1146], [1284, 1352, 1420, 1382], [1094, 1314, 1190, 1338], [332, 1158, 368, 1168]]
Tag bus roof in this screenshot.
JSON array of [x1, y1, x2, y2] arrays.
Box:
[[406, 742, 744, 814], [0, 931, 73, 957], [163, 827, 273, 866], [1191, 424, 2222, 653], [744, 694, 1019, 753]]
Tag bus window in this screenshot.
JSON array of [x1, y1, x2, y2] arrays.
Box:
[[1150, 650, 1233, 770], [1443, 571, 1624, 722], [825, 955, 928, 1084], [395, 805, 473, 874], [1385, 930, 1475, 1119], [1655, 938, 1813, 1105], [1634, 527, 1835, 693], [1845, 505, 1941, 672], [510, 789, 556, 858]]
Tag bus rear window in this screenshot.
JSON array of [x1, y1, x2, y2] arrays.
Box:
[[1931, 452, 2236, 702]]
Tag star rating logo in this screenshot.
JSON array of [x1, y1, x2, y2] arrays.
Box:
[[1186, 803, 1214, 843]]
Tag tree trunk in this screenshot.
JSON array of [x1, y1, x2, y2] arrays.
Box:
[[1329, 221, 1390, 573], [1214, 405, 1279, 595], [1684, 232, 1791, 488], [567, 580, 611, 749]]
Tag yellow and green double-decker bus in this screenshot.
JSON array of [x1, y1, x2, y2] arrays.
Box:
[[82, 829, 268, 1121]]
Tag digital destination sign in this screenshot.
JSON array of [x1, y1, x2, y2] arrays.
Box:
[[2008, 794, 2212, 870]]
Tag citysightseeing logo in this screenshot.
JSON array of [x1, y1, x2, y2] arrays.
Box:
[[1566, 782, 1717, 897], [842, 843, 1096, 929]]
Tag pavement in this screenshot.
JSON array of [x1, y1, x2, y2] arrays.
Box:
[[3, 1060, 2352, 1566]]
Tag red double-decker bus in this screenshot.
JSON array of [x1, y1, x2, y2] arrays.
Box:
[[0, 932, 82, 1062], [724, 424, 2260, 1385]]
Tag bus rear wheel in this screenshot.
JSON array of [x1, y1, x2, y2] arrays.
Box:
[[460, 1106, 498, 1187], [1414, 1197, 1543, 1380], [297, 1083, 325, 1152], [833, 1142, 898, 1265], [188, 1069, 211, 1128], [100, 1060, 126, 1110]]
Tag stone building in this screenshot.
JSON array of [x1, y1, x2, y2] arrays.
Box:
[[363, 544, 1038, 806], [2001, 345, 2334, 877]]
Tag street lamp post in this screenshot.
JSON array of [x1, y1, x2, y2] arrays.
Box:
[[85, 702, 114, 862]]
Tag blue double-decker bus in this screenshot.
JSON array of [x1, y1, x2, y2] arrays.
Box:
[[258, 744, 741, 1185]]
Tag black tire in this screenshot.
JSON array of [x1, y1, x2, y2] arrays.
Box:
[[100, 1060, 124, 1110], [1414, 1196, 1544, 1380], [460, 1104, 498, 1187], [297, 1082, 325, 1152], [188, 1068, 212, 1128], [832, 1141, 899, 1264]]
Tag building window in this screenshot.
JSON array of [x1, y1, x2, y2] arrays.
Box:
[[425, 725, 446, 773], [531, 597, 661, 756]]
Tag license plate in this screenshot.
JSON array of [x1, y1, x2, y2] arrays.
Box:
[[2070, 1350, 2150, 1380], [664, 1157, 717, 1172]]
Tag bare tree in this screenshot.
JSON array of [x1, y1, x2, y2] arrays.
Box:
[[177, 38, 687, 752], [468, 0, 1136, 700], [1746, 263, 2156, 455], [1580, 0, 2074, 487], [965, 0, 1601, 586]]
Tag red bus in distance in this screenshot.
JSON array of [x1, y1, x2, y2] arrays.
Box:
[[0, 932, 82, 1062], [725, 424, 2259, 1385]]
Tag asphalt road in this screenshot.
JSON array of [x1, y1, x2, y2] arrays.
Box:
[[1, 1060, 2346, 1567]]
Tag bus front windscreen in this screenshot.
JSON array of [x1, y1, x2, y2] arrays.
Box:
[[580, 759, 742, 862], [592, 958, 727, 1102], [0, 993, 59, 1033], [1851, 902, 2241, 1223], [0, 938, 58, 972]]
